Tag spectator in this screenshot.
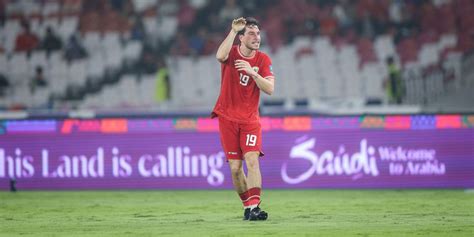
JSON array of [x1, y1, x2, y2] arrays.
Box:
[[30, 66, 48, 93], [319, 15, 338, 36], [189, 27, 207, 55], [389, 0, 403, 26], [357, 11, 375, 39], [177, 0, 197, 29], [0, 73, 9, 97], [155, 59, 170, 102], [170, 31, 191, 56], [41, 26, 63, 55], [137, 46, 159, 74], [130, 14, 146, 41], [333, 0, 355, 31], [14, 21, 40, 53], [64, 33, 88, 63], [384, 56, 404, 104]]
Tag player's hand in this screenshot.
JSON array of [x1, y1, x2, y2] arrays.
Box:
[[235, 60, 256, 77], [232, 17, 246, 33]]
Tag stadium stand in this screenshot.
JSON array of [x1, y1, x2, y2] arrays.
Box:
[[0, 0, 473, 114]]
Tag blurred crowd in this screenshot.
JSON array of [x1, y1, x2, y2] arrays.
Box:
[[6, 1, 471, 52], [0, 0, 473, 110], [1, 0, 473, 65], [162, 0, 474, 58]]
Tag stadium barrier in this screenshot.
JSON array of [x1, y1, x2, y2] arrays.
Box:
[[0, 114, 473, 190]]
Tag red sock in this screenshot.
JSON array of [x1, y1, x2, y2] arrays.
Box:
[[247, 187, 261, 207], [239, 190, 250, 208]]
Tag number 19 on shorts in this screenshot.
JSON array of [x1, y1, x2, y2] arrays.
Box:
[[246, 134, 257, 146]]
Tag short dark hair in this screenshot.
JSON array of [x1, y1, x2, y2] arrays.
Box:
[[238, 17, 260, 35]]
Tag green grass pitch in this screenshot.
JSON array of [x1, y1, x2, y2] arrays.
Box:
[[1, 190, 473, 236]]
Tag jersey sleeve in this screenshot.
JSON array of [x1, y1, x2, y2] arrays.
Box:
[[222, 45, 237, 65], [260, 55, 274, 79]]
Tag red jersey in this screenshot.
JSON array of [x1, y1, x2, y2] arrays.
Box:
[[212, 45, 274, 124]]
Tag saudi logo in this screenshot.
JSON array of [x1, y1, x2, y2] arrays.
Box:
[[252, 66, 259, 73]]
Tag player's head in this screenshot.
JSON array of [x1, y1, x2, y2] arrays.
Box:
[[238, 17, 261, 50]]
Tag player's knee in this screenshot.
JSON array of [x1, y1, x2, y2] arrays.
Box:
[[244, 151, 259, 160]]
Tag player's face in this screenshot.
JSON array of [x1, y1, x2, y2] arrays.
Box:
[[240, 25, 261, 50]]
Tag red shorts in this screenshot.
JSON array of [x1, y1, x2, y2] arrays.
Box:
[[218, 116, 264, 160]]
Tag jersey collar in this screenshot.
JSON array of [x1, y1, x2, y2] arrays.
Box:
[[237, 44, 257, 59]]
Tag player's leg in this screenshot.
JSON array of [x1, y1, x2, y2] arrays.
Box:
[[218, 116, 246, 193], [243, 151, 268, 221], [243, 151, 262, 207], [228, 159, 247, 194], [240, 122, 263, 208], [228, 159, 254, 220], [218, 116, 252, 219], [244, 152, 261, 188], [240, 122, 268, 220]]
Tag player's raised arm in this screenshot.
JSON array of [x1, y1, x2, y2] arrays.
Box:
[[216, 17, 246, 63]]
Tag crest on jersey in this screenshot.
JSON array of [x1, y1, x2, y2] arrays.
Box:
[[252, 66, 259, 73]]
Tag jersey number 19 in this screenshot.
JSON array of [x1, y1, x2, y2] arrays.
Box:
[[240, 73, 250, 86]]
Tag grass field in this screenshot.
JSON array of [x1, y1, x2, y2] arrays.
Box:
[[1, 189, 473, 236]]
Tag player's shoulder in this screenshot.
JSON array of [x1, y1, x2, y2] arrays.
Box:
[[257, 50, 270, 58], [228, 44, 239, 57], [221, 45, 238, 63], [257, 50, 272, 63]]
